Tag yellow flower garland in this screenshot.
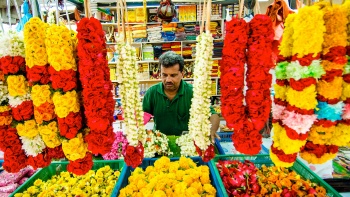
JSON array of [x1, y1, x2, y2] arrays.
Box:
[[269, 150, 294, 168], [38, 121, 61, 148], [316, 77, 343, 100], [7, 75, 28, 97], [16, 120, 39, 138], [330, 123, 350, 146], [343, 0, 350, 45], [308, 125, 335, 145], [341, 81, 350, 101], [286, 85, 318, 110], [292, 6, 325, 57], [31, 85, 52, 107], [274, 84, 288, 101], [45, 25, 77, 71], [279, 13, 296, 57], [272, 123, 306, 154], [0, 106, 10, 113], [300, 152, 337, 164], [23, 17, 48, 68], [52, 90, 80, 118], [62, 133, 88, 161]]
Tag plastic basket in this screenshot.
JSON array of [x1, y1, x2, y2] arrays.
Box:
[[209, 154, 341, 197], [215, 132, 269, 155], [116, 157, 224, 197], [10, 160, 125, 197]]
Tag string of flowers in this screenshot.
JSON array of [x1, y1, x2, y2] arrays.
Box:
[[189, 31, 215, 162], [220, 15, 274, 156], [115, 35, 146, 168], [102, 131, 128, 160], [175, 133, 197, 157], [76, 18, 115, 158], [144, 130, 172, 158], [0, 31, 29, 172], [271, 6, 326, 167]]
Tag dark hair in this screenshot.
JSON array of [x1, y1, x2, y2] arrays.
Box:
[[159, 51, 184, 72]]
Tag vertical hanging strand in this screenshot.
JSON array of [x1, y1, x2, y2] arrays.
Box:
[[55, 0, 59, 25], [13, 0, 22, 26], [7, 0, 11, 28]]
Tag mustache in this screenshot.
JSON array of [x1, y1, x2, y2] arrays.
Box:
[[165, 82, 174, 85]]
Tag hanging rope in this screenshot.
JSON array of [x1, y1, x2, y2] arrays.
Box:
[[7, 0, 12, 29], [55, 0, 60, 25], [0, 12, 4, 32], [13, 0, 22, 26]]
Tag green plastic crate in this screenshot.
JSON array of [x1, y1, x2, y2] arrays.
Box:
[[209, 154, 341, 197], [10, 160, 125, 197]]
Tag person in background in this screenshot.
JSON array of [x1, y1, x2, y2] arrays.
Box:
[[143, 51, 220, 143]]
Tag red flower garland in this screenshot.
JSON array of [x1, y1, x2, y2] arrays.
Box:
[[11, 100, 34, 121], [300, 141, 338, 158], [27, 153, 51, 170], [48, 67, 77, 92], [221, 15, 274, 155], [76, 17, 115, 155], [46, 146, 66, 160], [0, 56, 25, 75], [26, 65, 50, 86], [124, 142, 144, 168], [57, 111, 82, 139], [67, 152, 93, 175], [271, 143, 297, 163]]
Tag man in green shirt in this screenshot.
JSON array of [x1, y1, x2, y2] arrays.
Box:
[[143, 51, 220, 143]]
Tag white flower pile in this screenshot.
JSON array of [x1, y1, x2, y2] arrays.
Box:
[[20, 135, 46, 157], [175, 134, 197, 157], [0, 82, 8, 105], [0, 30, 25, 58], [115, 36, 146, 146], [144, 130, 173, 158], [188, 32, 214, 151], [8, 93, 31, 108]]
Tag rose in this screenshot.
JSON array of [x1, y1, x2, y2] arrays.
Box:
[[0, 56, 25, 75], [11, 100, 34, 121], [26, 65, 50, 85], [27, 153, 51, 170], [49, 67, 77, 92], [84, 129, 115, 154], [3, 148, 27, 173], [47, 145, 65, 159], [67, 152, 93, 175]]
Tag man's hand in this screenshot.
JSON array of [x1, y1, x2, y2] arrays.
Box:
[[210, 114, 220, 143]]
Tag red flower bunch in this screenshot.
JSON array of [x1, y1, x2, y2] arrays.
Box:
[[271, 143, 298, 163], [67, 152, 93, 175], [221, 15, 274, 155], [124, 142, 144, 168], [27, 153, 52, 170], [26, 65, 50, 86], [285, 125, 308, 140], [76, 17, 115, 155], [48, 67, 77, 92], [194, 143, 215, 162], [34, 102, 56, 124], [322, 46, 347, 64], [289, 78, 316, 91], [11, 100, 34, 121], [57, 112, 82, 139], [46, 145, 66, 160], [291, 53, 321, 66], [217, 160, 260, 197], [0, 56, 25, 75], [300, 141, 338, 158]]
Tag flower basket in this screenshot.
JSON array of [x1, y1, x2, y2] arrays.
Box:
[[209, 154, 341, 197], [10, 160, 125, 197]]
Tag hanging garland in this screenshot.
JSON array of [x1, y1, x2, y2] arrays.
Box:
[[220, 15, 274, 155]]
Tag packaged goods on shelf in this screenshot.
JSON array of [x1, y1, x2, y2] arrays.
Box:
[[147, 25, 162, 42], [135, 7, 146, 23], [142, 44, 154, 60]]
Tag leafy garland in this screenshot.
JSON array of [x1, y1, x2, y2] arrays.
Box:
[[220, 15, 274, 155]]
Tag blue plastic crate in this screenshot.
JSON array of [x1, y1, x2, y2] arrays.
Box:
[[215, 132, 269, 155], [116, 157, 224, 197]]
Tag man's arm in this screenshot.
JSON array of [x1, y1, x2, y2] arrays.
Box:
[[209, 106, 220, 143]]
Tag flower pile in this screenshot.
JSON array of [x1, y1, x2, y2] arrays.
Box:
[[257, 164, 327, 196], [118, 156, 216, 197], [144, 130, 173, 158], [220, 15, 274, 155], [271, 6, 326, 167], [175, 133, 197, 157], [14, 165, 120, 197], [216, 160, 260, 196], [76, 18, 115, 157], [115, 35, 146, 168], [102, 131, 128, 160], [189, 31, 215, 162]]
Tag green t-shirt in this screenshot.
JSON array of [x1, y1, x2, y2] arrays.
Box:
[[142, 80, 216, 136]]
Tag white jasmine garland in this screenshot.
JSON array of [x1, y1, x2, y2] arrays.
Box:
[[175, 134, 197, 157], [0, 82, 8, 104], [20, 135, 46, 157], [8, 93, 31, 108], [0, 30, 25, 58], [188, 32, 213, 151], [144, 130, 172, 158], [115, 36, 146, 146]]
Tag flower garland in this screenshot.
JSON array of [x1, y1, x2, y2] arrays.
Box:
[[102, 131, 128, 160], [144, 130, 173, 158], [271, 6, 326, 167], [221, 15, 274, 155], [189, 31, 215, 161], [300, 3, 348, 164], [175, 133, 197, 157], [77, 18, 115, 159], [115, 35, 145, 168]]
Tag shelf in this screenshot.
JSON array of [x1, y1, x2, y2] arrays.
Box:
[[131, 39, 223, 45]]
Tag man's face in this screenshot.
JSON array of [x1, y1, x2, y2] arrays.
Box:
[[161, 64, 184, 92]]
